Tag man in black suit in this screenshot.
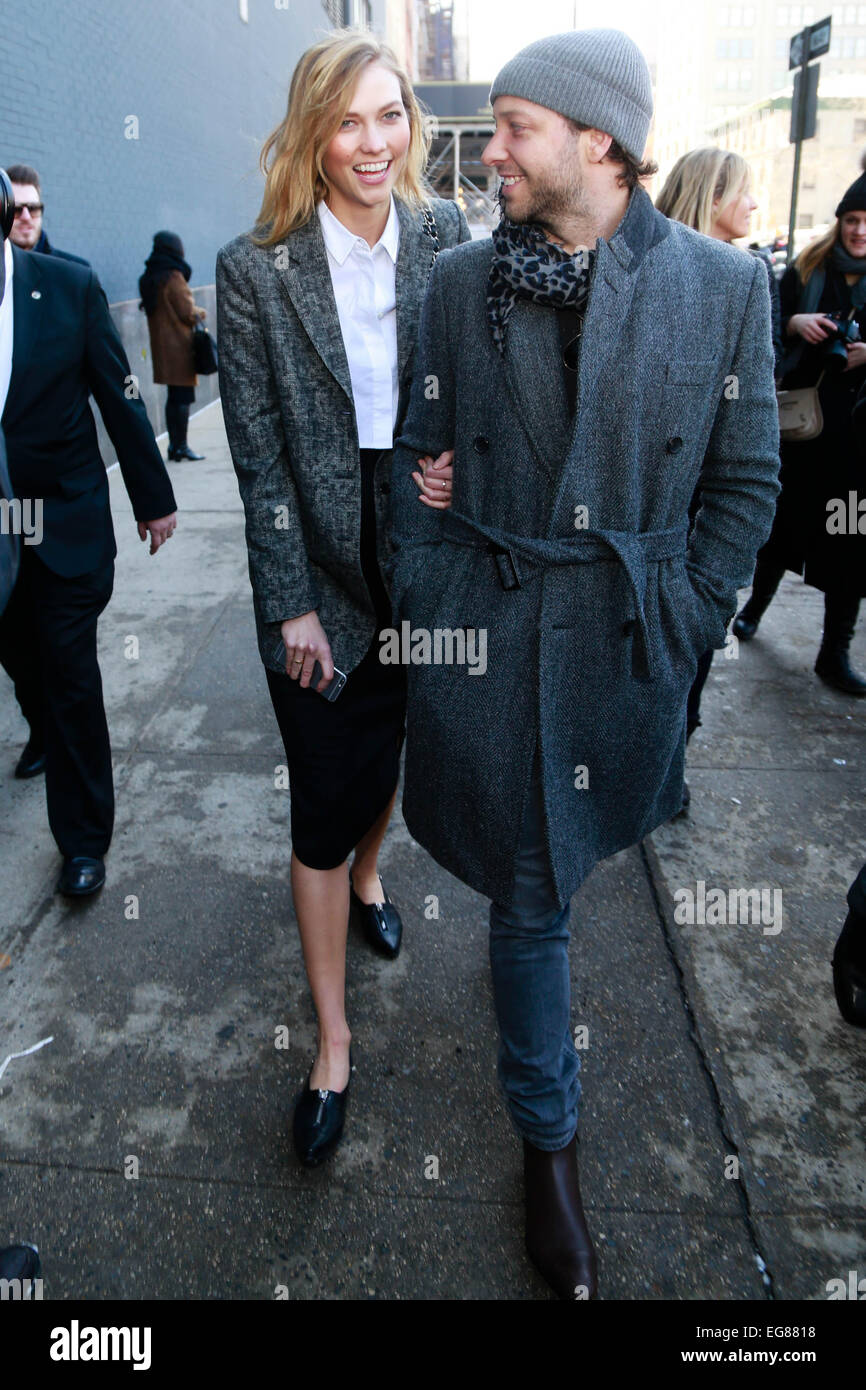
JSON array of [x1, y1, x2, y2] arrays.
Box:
[[0, 186, 177, 897], [6, 162, 88, 266]]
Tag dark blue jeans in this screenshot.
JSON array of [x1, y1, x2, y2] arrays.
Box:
[[488, 740, 581, 1150]]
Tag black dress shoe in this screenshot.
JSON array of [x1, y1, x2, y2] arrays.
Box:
[[733, 609, 759, 641], [168, 445, 205, 461], [14, 738, 46, 779], [523, 1136, 598, 1300], [349, 872, 402, 958], [0, 1243, 41, 1288], [292, 1048, 353, 1167], [58, 856, 105, 897], [832, 911, 866, 1027]]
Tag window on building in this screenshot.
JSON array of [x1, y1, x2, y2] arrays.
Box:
[[744, 5, 756, 22], [831, 4, 843, 21], [857, 35, 866, 53], [719, 5, 729, 23], [740, 68, 752, 88], [729, 4, 743, 22], [859, 3, 866, 21], [844, 34, 857, 53], [776, 4, 788, 23], [790, 4, 802, 22], [775, 36, 787, 56], [728, 68, 740, 88], [804, 4, 815, 19], [717, 37, 729, 56], [845, 2, 857, 21], [830, 36, 842, 52], [742, 37, 754, 55]]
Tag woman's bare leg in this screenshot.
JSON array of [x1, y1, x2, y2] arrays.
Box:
[[291, 851, 352, 1093], [350, 786, 398, 903]]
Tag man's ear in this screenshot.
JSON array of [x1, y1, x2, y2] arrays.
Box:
[[584, 129, 614, 164]]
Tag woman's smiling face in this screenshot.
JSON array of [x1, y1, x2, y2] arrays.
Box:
[[840, 210, 866, 258], [321, 62, 411, 222]]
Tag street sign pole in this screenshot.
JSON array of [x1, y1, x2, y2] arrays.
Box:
[[787, 16, 831, 265], [787, 25, 811, 266]]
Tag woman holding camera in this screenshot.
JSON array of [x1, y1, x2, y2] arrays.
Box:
[[216, 31, 469, 1167], [733, 169, 866, 695]]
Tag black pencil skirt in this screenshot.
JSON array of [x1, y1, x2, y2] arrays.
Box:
[[265, 448, 407, 870]]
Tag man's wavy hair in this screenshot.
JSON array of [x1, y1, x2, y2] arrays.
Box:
[[566, 120, 657, 190]]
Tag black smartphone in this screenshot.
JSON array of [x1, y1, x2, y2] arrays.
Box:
[[272, 641, 346, 700]]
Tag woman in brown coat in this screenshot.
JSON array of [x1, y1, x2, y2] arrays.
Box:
[[139, 231, 207, 460]]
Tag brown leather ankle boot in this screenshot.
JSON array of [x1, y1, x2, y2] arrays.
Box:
[[523, 1135, 598, 1299]]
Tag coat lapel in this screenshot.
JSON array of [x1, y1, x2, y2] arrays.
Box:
[[2, 246, 44, 427], [278, 214, 353, 401], [394, 198, 432, 388]]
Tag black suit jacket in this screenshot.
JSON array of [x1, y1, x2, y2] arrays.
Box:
[[0, 426, 19, 615], [1, 246, 176, 577]]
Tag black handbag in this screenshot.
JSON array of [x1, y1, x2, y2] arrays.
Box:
[[192, 321, 218, 375]]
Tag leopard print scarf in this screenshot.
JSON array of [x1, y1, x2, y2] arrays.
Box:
[[487, 213, 596, 356]]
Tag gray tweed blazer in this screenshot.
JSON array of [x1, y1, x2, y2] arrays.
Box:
[[216, 196, 470, 673]]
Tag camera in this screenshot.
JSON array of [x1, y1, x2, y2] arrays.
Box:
[[820, 310, 861, 372]]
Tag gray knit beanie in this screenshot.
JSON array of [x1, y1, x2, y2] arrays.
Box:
[[489, 29, 653, 161]]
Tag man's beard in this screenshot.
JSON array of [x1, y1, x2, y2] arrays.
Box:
[[497, 149, 591, 237]]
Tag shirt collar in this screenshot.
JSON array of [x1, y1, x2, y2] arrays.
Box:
[[317, 195, 400, 266]]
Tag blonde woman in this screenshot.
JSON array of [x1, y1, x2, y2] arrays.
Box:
[[216, 31, 470, 1166], [656, 148, 782, 796]]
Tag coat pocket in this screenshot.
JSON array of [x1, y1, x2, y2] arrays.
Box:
[[658, 558, 709, 669]]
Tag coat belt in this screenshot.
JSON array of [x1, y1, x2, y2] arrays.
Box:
[[440, 510, 691, 680]]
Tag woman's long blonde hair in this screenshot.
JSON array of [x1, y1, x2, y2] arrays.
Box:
[[656, 147, 751, 237], [252, 29, 432, 245]]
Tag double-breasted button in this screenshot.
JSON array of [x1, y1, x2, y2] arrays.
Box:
[[665, 436, 683, 455], [473, 435, 490, 454]]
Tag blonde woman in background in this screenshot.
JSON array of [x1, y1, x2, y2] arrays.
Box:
[[217, 31, 470, 1167], [656, 148, 782, 811]]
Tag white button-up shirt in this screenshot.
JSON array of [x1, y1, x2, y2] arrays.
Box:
[[0, 239, 14, 418], [317, 195, 400, 449]]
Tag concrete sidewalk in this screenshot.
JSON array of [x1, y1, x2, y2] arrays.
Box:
[[1, 399, 864, 1300]]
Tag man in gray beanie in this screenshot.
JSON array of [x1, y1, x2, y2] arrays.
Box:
[[388, 30, 780, 1299]]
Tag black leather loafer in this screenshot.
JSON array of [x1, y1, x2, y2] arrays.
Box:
[[14, 739, 46, 779], [832, 911, 866, 1027], [349, 872, 402, 958], [292, 1049, 353, 1167], [58, 856, 106, 897]]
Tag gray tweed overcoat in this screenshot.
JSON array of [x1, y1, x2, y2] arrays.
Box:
[[387, 185, 781, 909], [216, 196, 470, 674]]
